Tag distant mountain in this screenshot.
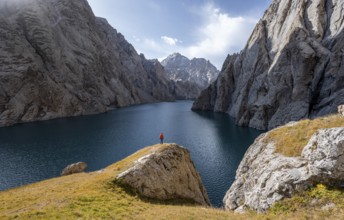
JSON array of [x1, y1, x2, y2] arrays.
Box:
[[192, 0, 344, 130], [0, 0, 175, 127], [161, 53, 219, 90]]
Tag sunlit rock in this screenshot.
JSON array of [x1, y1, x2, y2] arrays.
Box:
[[116, 143, 210, 206]]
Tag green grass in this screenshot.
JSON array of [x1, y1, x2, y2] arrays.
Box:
[[268, 184, 344, 219], [268, 114, 344, 157]]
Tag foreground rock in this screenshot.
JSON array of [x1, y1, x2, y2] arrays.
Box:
[[223, 127, 344, 212], [61, 162, 87, 176], [0, 0, 175, 127], [192, 0, 344, 130], [116, 143, 210, 206]]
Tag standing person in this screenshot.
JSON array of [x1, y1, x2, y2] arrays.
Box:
[[159, 133, 164, 144]]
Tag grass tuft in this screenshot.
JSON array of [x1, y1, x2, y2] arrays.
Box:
[[268, 114, 344, 157]]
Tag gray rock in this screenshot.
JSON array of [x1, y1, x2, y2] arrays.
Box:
[[61, 162, 87, 176], [321, 203, 336, 211], [0, 0, 176, 127], [338, 105, 344, 116], [192, 0, 344, 130], [223, 127, 344, 212], [116, 143, 210, 206]]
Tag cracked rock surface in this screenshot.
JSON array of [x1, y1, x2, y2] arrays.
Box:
[[223, 127, 344, 212], [116, 144, 210, 206]]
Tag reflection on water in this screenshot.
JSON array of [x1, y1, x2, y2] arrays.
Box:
[[0, 101, 261, 207]]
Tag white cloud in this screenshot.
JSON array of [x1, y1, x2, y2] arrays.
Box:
[[129, 3, 259, 69], [161, 36, 181, 46], [181, 3, 258, 69]]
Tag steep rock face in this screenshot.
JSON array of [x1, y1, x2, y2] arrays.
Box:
[[223, 126, 344, 212], [192, 0, 344, 130], [0, 0, 175, 127], [116, 143, 210, 206], [161, 53, 219, 99]]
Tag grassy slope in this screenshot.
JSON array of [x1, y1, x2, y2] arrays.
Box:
[[1, 116, 344, 220], [268, 114, 344, 157], [0, 144, 244, 219]]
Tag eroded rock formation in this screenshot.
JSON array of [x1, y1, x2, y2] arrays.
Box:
[[116, 143, 210, 206], [223, 127, 344, 212], [192, 0, 344, 130]]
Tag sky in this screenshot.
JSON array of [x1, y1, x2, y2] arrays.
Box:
[[88, 0, 272, 69]]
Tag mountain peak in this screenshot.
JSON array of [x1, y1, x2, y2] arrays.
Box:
[[161, 53, 219, 89]]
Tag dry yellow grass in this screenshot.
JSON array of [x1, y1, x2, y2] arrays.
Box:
[[268, 114, 344, 157], [1, 143, 344, 219]]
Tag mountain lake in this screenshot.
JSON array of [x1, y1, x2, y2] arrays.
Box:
[[0, 100, 262, 207]]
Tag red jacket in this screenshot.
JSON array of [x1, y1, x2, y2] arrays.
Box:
[[160, 133, 164, 139]]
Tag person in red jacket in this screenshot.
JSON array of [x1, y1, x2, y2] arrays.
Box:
[[159, 133, 164, 144]]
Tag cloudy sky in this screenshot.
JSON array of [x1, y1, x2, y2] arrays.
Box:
[[88, 0, 272, 69]]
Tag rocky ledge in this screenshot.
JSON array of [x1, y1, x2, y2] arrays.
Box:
[[116, 143, 210, 206], [223, 126, 344, 212]]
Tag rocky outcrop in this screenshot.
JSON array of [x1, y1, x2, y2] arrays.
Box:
[[338, 105, 344, 116], [162, 53, 219, 99], [61, 162, 87, 176], [192, 0, 344, 130], [223, 127, 344, 212], [0, 0, 175, 127], [116, 143, 210, 206]]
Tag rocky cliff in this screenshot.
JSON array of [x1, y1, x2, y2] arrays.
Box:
[[192, 0, 344, 130], [0, 0, 175, 127], [116, 143, 210, 206], [161, 53, 219, 99], [223, 114, 344, 212]]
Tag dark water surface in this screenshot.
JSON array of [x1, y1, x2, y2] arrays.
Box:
[[0, 101, 261, 207]]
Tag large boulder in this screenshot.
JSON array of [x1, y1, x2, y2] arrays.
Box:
[[116, 144, 210, 206], [223, 127, 344, 212], [61, 162, 87, 176]]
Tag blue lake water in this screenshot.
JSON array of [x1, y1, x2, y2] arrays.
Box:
[[0, 101, 261, 207]]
